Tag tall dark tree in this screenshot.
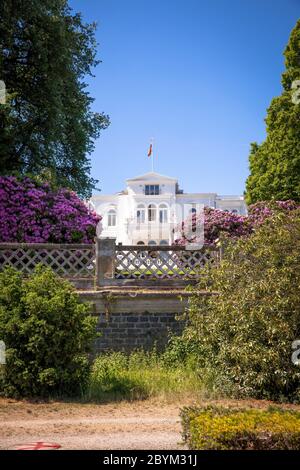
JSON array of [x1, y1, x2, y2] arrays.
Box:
[[245, 20, 300, 204], [0, 0, 109, 197]]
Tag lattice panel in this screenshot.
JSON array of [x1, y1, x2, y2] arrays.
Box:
[[0, 246, 95, 278], [115, 248, 218, 280]]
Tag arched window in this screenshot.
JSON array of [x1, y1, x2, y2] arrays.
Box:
[[107, 209, 117, 227], [159, 239, 168, 245], [148, 204, 156, 222], [137, 204, 145, 223], [159, 204, 168, 223], [148, 240, 157, 245], [137, 241, 145, 245]]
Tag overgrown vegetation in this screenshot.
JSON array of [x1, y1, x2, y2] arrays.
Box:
[[1, 208, 300, 410], [0, 266, 97, 398], [86, 348, 206, 402], [181, 209, 300, 402], [181, 405, 300, 450]]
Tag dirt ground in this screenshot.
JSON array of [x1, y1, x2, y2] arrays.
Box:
[[0, 398, 187, 450], [2, 397, 300, 450]]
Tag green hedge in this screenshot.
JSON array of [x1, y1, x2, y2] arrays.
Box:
[[0, 266, 97, 398], [181, 405, 300, 450]]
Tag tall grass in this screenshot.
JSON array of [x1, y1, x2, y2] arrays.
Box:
[[85, 348, 206, 402]]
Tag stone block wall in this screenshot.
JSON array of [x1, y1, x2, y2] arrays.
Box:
[[78, 291, 190, 353], [95, 311, 184, 352]]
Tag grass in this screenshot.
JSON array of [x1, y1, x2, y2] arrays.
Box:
[[85, 349, 206, 402]]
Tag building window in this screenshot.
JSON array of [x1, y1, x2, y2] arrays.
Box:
[[189, 207, 197, 232], [232, 209, 238, 214], [145, 184, 160, 195], [148, 240, 157, 245], [137, 241, 145, 245], [160, 240, 168, 245], [159, 204, 168, 223], [107, 209, 116, 227], [148, 204, 156, 222], [137, 204, 145, 223]]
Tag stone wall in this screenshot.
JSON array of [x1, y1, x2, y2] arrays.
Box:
[[96, 311, 185, 352], [79, 291, 192, 353]]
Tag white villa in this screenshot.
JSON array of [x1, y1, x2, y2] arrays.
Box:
[[90, 172, 247, 245]]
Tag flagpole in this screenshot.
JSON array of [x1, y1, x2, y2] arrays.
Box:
[[148, 138, 154, 171], [152, 145, 154, 172], [150, 137, 154, 172]]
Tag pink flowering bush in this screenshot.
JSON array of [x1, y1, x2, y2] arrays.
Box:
[[175, 207, 251, 247], [0, 176, 100, 243], [247, 200, 300, 226], [175, 201, 300, 247]]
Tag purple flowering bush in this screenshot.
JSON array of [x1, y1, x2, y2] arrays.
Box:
[[247, 200, 300, 226], [175, 201, 300, 247], [0, 176, 100, 243], [175, 207, 251, 246]]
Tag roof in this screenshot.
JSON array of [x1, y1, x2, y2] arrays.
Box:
[[126, 171, 178, 183]]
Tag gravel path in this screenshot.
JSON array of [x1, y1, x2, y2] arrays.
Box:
[[0, 399, 187, 450], [2, 396, 290, 450]]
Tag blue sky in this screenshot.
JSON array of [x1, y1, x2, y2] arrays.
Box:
[[70, 0, 300, 196]]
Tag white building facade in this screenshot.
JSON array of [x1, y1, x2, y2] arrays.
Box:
[[90, 172, 247, 245]]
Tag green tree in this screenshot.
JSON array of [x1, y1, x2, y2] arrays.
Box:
[[245, 20, 300, 204], [0, 0, 109, 198]]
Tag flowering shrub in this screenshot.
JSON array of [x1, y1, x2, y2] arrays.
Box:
[[175, 207, 251, 246], [175, 201, 300, 246], [247, 200, 300, 226], [0, 176, 100, 243], [181, 405, 300, 450]]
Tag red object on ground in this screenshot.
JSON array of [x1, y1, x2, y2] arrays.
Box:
[[15, 441, 61, 450]]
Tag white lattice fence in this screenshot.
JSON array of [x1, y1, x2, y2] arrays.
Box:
[[0, 243, 95, 278], [114, 245, 219, 280]]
